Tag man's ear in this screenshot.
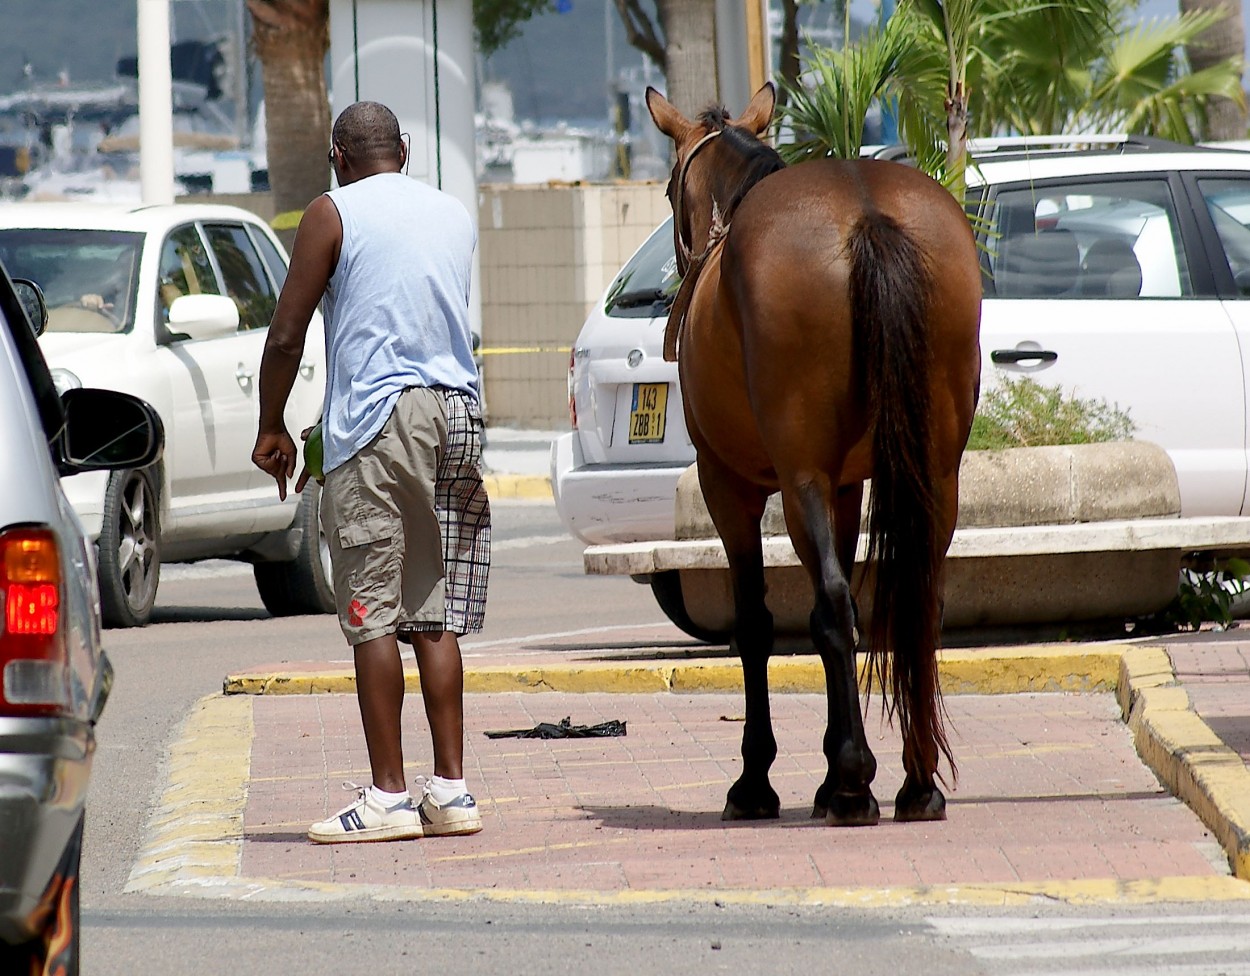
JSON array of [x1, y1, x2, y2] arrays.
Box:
[[646, 86, 690, 140], [733, 82, 776, 136]]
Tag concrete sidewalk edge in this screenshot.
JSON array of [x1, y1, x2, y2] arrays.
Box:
[[222, 644, 1125, 697], [1118, 645, 1250, 881]]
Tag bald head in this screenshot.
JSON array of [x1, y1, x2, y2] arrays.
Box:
[[332, 101, 402, 166]]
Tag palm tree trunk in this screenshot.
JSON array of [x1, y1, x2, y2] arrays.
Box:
[[1179, 0, 1247, 140], [660, 0, 721, 115], [247, 0, 331, 214], [776, 0, 801, 111]]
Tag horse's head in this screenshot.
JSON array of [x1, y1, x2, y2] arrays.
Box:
[[646, 84, 780, 275]]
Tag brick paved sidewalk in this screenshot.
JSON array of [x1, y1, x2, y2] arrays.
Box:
[[240, 690, 1225, 893]]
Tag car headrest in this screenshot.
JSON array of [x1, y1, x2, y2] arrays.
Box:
[[1080, 238, 1143, 297], [994, 229, 1080, 298]]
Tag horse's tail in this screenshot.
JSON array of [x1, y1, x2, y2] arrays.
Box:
[[847, 211, 955, 782]]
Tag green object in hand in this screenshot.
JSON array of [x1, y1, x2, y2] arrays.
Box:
[[304, 422, 324, 483]]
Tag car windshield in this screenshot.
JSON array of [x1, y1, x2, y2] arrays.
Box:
[[0, 229, 143, 334], [604, 217, 680, 318]]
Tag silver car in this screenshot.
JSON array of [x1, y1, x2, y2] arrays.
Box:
[[0, 269, 161, 973]]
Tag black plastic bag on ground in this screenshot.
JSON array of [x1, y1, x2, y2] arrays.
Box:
[[484, 716, 627, 739]]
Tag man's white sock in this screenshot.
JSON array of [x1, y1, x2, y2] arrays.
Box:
[[430, 775, 467, 804], [370, 785, 411, 808]]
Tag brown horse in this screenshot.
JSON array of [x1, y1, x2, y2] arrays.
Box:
[[646, 84, 982, 826]]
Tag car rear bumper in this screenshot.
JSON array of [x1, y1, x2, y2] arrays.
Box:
[[0, 716, 94, 943], [550, 433, 688, 545]]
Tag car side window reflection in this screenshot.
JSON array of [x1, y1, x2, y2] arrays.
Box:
[[204, 224, 278, 331], [158, 225, 220, 325], [1197, 179, 1250, 297], [989, 180, 1193, 299]]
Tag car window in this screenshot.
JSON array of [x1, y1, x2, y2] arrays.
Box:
[[987, 180, 1192, 299], [0, 229, 143, 334], [604, 216, 680, 318], [204, 223, 277, 331], [1197, 178, 1250, 296], [158, 224, 221, 324], [247, 225, 289, 291]]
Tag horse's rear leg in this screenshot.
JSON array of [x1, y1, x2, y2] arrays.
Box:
[[894, 472, 959, 823], [698, 455, 778, 821], [788, 480, 879, 827]]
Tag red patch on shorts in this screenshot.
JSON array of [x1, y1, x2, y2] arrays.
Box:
[[349, 599, 370, 627]]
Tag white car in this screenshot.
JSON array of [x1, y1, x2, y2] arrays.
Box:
[[551, 135, 1250, 635], [0, 202, 330, 627]]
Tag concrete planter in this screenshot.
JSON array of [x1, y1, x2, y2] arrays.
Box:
[[670, 441, 1186, 634]]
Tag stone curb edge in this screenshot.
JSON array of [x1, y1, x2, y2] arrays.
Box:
[[223, 645, 1125, 697], [1118, 645, 1250, 882]]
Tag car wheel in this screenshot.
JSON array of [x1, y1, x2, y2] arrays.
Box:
[[649, 570, 731, 644], [0, 814, 82, 976], [253, 481, 335, 616], [97, 467, 160, 628]]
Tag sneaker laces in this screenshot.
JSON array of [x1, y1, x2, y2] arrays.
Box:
[[326, 780, 369, 817]]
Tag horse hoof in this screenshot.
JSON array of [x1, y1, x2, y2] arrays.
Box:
[[722, 799, 781, 821], [893, 786, 946, 822], [810, 802, 827, 819], [823, 792, 880, 827]]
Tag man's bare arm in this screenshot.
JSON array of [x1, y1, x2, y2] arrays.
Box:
[[252, 195, 342, 499]]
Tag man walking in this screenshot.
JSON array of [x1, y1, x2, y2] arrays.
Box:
[[251, 100, 489, 844]]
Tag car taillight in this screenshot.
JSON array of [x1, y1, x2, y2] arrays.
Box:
[[0, 528, 69, 715], [567, 349, 578, 430]]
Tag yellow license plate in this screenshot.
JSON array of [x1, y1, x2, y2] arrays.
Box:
[[628, 383, 668, 444]]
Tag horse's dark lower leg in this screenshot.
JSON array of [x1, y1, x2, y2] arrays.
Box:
[[699, 461, 778, 821], [723, 574, 779, 820], [895, 736, 946, 821], [789, 481, 878, 827], [893, 471, 958, 823]]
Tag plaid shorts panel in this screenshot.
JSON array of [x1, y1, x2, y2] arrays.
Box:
[[410, 389, 490, 634]]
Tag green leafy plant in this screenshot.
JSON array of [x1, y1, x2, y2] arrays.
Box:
[[1147, 557, 1250, 632], [966, 375, 1135, 450]]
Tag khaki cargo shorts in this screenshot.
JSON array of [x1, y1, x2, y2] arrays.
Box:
[[321, 387, 447, 645]]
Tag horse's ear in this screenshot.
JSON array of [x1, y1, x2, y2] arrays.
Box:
[[734, 82, 776, 136], [646, 86, 689, 140]]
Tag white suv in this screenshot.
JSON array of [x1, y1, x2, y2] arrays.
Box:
[[0, 202, 329, 627], [552, 136, 1250, 631]]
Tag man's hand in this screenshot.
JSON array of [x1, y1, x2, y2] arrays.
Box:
[[252, 430, 298, 501], [292, 425, 319, 495]]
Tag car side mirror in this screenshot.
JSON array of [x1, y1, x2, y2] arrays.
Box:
[[57, 388, 164, 476], [168, 294, 239, 341], [12, 278, 48, 337]]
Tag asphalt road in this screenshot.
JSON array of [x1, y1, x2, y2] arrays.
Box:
[[81, 498, 1250, 975]]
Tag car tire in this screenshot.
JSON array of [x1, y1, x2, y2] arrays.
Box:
[[97, 467, 161, 628], [253, 482, 335, 616], [0, 813, 82, 976], [649, 570, 731, 644]]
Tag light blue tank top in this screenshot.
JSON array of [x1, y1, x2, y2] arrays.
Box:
[[321, 172, 479, 473]]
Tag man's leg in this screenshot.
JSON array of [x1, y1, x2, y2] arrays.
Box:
[[410, 630, 464, 780], [354, 633, 408, 793]]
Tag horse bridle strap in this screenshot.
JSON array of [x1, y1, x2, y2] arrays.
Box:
[[664, 200, 729, 363], [673, 130, 722, 273]]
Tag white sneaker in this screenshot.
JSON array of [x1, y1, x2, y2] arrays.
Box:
[[417, 780, 483, 836], [308, 783, 423, 844]]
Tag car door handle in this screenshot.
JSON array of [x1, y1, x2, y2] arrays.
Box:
[[299, 360, 315, 379], [990, 348, 1058, 365], [235, 363, 254, 383]]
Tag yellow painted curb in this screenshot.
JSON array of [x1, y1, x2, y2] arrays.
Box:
[[482, 474, 552, 500], [125, 694, 252, 893], [1120, 645, 1250, 882], [136, 873, 1250, 908], [224, 646, 1129, 698]]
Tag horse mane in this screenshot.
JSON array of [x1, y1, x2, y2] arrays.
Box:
[[695, 105, 785, 217]]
